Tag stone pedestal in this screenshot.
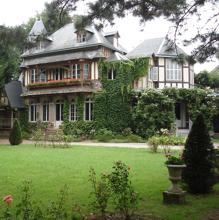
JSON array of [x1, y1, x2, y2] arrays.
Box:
[[163, 191, 186, 204]]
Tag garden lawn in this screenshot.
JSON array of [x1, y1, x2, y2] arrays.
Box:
[[0, 144, 218, 220]]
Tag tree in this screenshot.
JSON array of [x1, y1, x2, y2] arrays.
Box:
[[182, 114, 215, 194], [56, 0, 219, 62], [195, 69, 219, 90], [9, 119, 22, 145], [195, 71, 211, 88]]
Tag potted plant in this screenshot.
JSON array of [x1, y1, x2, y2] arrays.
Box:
[[165, 155, 185, 194]]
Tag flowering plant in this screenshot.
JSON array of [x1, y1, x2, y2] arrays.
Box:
[[3, 195, 13, 205], [165, 152, 184, 165]]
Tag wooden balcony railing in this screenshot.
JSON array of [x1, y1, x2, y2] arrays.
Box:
[[27, 78, 92, 89]]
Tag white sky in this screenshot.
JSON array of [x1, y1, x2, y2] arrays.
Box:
[[0, 0, 218, 73]]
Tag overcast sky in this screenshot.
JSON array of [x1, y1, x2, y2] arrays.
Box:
[[0, 0, 218, 73]]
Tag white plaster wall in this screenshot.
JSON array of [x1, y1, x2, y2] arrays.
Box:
[[183, 67, 189, 82], [184, 83, 189, 88], [159, 83, 165, 89], [159, 58, 164, 66], [95, 62, 99, 79], [159, 67, 165, 81]]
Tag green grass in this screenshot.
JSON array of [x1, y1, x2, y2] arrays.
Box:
[[0, 144, 218, 220]]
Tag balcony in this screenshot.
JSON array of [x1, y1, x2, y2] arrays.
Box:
[[27, 78, 93, 89]]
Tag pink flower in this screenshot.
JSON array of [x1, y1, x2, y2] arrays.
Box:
[[3, 195, 13, 205]]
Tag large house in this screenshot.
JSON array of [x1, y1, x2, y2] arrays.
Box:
[[20, 20, 195, 131], [128, 38, 195, 130], [21, 20, 127, 128]]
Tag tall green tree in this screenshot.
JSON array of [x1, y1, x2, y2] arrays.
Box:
[[182, 114, 215, 194]]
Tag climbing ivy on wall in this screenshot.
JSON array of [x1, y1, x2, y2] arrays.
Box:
[[162, 88, 216, 129], [94, 58, 149, 133]]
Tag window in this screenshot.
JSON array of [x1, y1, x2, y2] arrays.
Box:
[[166, 59, 182, 81], [40, 68, 46, 82], [70, 102, 77, 121], [149, 67, 158, 81], [52, 68, 64, 81], [29, 104, 37, 122], [83, 64, 90, 79], [56, 103, 64, 121], [84, 98, 93, 121], [72, 64, 81, 79], [108, 68, 116, 80], [31, 69, 36, 83], [43, 104, 49, 122], [77, 32, 86, 43]]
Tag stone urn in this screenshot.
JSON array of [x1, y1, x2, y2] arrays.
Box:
[[163, 164, 186, 204]]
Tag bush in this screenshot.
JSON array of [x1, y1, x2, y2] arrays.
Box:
[[9, 119, 22, 145], [132, 89, 175, 138], [148, 136, 160, 153], [94, 129, 115, 142], [63, 121, 97, 139], [182, 114, 216, 193]]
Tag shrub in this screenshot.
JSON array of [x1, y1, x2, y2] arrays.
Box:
[[165, 155, 184, 165], [63, 121, 97, 139], [9, 119, 22, 145], [182, 114, 216, 193], [89, 168, 111, 219], [132, 89, 175, 138], [148, 136, 160, 153], [108, 161, 138, 220], [94, 129, 115, 142]]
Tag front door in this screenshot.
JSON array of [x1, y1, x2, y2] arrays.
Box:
[[55, 103, 64, 128], [175, 103, 188, 129]]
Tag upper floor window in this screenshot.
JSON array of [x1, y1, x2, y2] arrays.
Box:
[[31, 69, 36, 83], [52, 68, 64, 81], [77, 31, 86, 43], [108, 68, 116, 80], [84, 98, 93, 121], [166, 59, 182, 81], [72, 64, 81, 79], [149, 67, 158, 81], [83, 64, 90, 79], [39, 68, 46, 82]]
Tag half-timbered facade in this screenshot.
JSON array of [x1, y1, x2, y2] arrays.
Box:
[[21, 20, 127, 128], [128, 38, 195, 131]]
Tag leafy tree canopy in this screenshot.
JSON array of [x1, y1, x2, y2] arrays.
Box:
[[56, 0, 219, 63]]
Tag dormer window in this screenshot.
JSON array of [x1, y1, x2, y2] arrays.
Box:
[[77, 31, 86, 43]]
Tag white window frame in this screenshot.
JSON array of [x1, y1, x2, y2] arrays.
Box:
[[84, 98, 93, 121], [149, 67, 158, 81], [31, 69, 36, 83], [70, 102, 77, 121], [71, 64, 81, 79], [43, 103, 49, 122], [29, 104, 37, 122], [108, 68, 116, 80], [166, 59, 182, 81], [83, 64, 90, 79], [77, 32, 86, 43]]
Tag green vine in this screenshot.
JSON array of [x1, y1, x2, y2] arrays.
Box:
[[75, 94, 84, 121]]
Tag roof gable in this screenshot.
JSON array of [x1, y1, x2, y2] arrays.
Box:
[[127, 37, 187, 59]]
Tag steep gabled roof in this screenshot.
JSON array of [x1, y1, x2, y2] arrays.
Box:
[[127, 37, 187, 59], [22, 23, 126, 58], [28, 20, 47, 42]]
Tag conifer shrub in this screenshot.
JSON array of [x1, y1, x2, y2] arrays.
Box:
[[9, 119, 22, 145], [182, 114, 216, 193]]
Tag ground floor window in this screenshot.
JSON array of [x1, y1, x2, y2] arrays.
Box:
[[29, 104, 37, 122], [56, 103, 64, 121], [43, 104, 49, 122], [84, 98, 93, 121], [70, 102, 77, 121]]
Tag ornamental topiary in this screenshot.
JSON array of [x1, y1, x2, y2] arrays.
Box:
[[9, 119, 22, 145], [182, 114, 215, 193]]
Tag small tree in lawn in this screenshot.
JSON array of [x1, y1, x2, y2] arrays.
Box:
[[182, 114, 215, 194], [9, 119, 22, 145]]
